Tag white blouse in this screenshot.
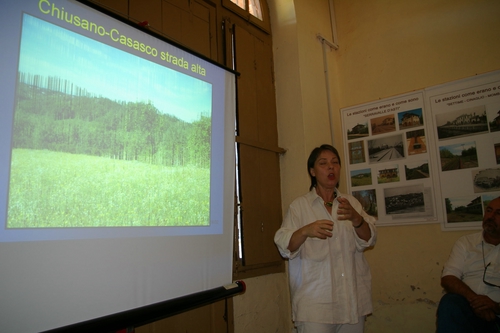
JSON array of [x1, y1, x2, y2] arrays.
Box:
[[274, 188, 377, 324]]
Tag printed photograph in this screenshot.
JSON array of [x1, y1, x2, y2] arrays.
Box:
[[347, 122, 369, 140], [445, 195, 483, 223], [496, 143, 500, 164], [368, 134, 405, 164], [482, 194, 500, 211], [350, 168, 372, 187], [377, 164, 400, 184], [348, 140, 366, 165], [405, 160, 430, 181], [435, 105, 488, 140], [370, 114, 397, 135], [487, 107, 500, 133], [383, 184, 425, 215], [406, 129, 427, 155], [352, 189, 378, 218], [472, 168, 500, 193], [439, 141, 478, 172], [398, 108, 423, 129]]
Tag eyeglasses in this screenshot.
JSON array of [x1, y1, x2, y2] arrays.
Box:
[[482, 241, 500, 288]]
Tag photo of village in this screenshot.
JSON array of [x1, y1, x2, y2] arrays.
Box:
[[371, 114, 396, 135], [445, 195, 483, 223], [377, 164, 399, 184], [383, 185, 426, 215], [347, 122, 369, 140], [435, 105, 488, 140], [398, 108, 423, 129]]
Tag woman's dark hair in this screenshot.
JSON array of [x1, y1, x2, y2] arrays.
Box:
[[307, 144, 341, 190]]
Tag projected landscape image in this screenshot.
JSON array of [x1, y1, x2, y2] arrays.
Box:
[[8, 15, 213, 228]]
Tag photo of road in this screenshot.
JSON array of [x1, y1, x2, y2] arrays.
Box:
[[370, 148, 403, 162], [368, 134, 405, 163]]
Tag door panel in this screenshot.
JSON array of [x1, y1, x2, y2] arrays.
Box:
[[161, 0, 217, 59]]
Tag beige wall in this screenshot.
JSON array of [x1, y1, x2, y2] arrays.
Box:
[[234, 0, 500, 332]]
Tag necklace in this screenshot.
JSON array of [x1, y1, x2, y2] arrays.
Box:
[[324, 192, 337, 207]]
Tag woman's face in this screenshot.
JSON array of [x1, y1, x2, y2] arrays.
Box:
[[309, 150, 341, 189]]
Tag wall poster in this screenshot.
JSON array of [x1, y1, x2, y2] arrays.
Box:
[[341, 91, 440, 226], [425, 71, 500, 230], [341, 70, 500, 229]]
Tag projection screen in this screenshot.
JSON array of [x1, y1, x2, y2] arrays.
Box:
[[0, 1, 236, 332]]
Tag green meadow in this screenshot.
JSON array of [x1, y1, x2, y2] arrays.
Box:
[[351, 173, 372, 187], [8, 149, 210, 228]]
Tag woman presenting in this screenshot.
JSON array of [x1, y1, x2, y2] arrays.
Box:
[[274, 144, 377, 333]]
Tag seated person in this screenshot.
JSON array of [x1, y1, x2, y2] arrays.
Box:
[[437, 196, 500, 333]]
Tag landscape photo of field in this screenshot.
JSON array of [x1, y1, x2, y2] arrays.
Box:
[[439, 141, 478, 172], [8, 14, 213, 229]]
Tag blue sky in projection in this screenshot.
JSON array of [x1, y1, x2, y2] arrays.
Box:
[[17, 14, 212, 123]]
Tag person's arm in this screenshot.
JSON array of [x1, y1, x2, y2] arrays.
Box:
[[469, 296, 500, 320], [336, 197, 371, 241], [441, 275, 477, 301], [442, 275, 499, 321], [287, 219, 333, 253], [351, 215, 371, 241]]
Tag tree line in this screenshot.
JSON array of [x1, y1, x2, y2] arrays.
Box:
[[440, 146, 477, 159], [13, 73, 211, 168]]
